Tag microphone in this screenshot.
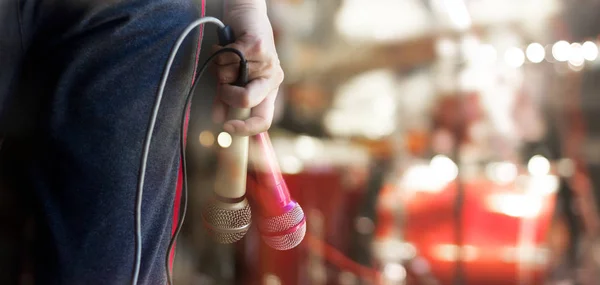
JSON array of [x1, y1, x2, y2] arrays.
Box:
[[201, 110, 252, 244], [249, 132, 306, 250], [201, 26, 252, 243]]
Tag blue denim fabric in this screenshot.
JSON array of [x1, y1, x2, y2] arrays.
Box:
[[0, 0, 203, 284]]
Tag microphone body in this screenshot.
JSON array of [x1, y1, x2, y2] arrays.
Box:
[[201, 26, 252, 244], [202, 108, 252, 243], [249, 132, 306, 250]]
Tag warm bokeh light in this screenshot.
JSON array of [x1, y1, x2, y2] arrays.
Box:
[[217, 132, 232, 148], [582, 41, 599, 61], [280, 155, 303, 174], [295, 135, 319, 160], [528, 155, 550, 176], [504, 47, 525, 68], [198, 131, 214, 147], [355, 216, 375, 234], [432, 244, 478, 262], [528, 175, 560, 195], [526, 43, 545, 63], [430, 155, 459, 182], [552, 40, 570, 62], [383, 263, 406, 281], [263, 274, 282, 285], [500, 246, 550, 265], [557, 158, 575, 177], [568, 42, 584, 67], [486, 193, 543, 218], [338, 271, 358, 285], [486, 162, 518, 184]]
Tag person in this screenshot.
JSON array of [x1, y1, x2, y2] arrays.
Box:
[[0, 0, 283, 284]]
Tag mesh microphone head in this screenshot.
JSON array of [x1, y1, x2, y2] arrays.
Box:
[[202, 197, 251, 244], [258, 203, 306, 250]]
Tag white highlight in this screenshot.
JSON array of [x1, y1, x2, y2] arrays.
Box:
[[430, 155, 459, 182], [443, 0, 472, 30], [217, 132, 232, 148], [526, 43, 545, 63], [504, 47, 525, 68], [383, 263, 407, 281], [552, 41, 570, 62], [528, 155, 550, 176], [582, 41, 598, 61]]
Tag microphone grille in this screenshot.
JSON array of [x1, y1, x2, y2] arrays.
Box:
[[259, 203, 306, 250], [202, 199, 252, 244]]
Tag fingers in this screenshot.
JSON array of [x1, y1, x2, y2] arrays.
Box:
[[223, 89, 278, 136], [218, 78, 270, 109], [211, 31, 283, 136], [214, 61, 273, 84], [212, 33, 272, 65]]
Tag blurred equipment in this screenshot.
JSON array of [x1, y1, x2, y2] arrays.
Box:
[[399, 163, 558, 285], [249, 133, 307, 251]]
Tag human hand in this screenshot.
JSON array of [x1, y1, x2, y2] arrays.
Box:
[[212, 1, 284, 136]]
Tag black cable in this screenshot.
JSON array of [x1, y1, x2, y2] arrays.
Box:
[[132, 17, 228, 285], [166, 47, 246, 285]]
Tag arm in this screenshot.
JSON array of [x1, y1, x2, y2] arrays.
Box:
[[213, 0, 283, 136]]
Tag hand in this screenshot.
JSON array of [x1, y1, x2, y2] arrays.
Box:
[[212, 1, 284, 136]]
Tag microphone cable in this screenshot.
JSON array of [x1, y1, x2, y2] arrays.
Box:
[[132, 16, 246, 285]]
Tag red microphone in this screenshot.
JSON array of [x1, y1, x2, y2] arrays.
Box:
[[248, 132, 306, 250]]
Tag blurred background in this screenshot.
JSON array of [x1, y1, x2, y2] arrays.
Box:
[[180, 0, 600, 284]]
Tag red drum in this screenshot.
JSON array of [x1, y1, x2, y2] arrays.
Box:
[[386, 174, 557, 285]]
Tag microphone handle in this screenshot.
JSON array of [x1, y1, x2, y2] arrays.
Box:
[[214, 108, 250, 200], [213, 25, 250, 200]]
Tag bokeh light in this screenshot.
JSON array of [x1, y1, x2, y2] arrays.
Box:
[[568, 42, 584, 67], [526, 43, 545, 63], [504, 47, 525, 68], [582, 41, 598, 61], [217, 132, 232, 148], [528, 155, 550, 176], [198, 131, 214, 147], [552, 41, 570, 62]]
